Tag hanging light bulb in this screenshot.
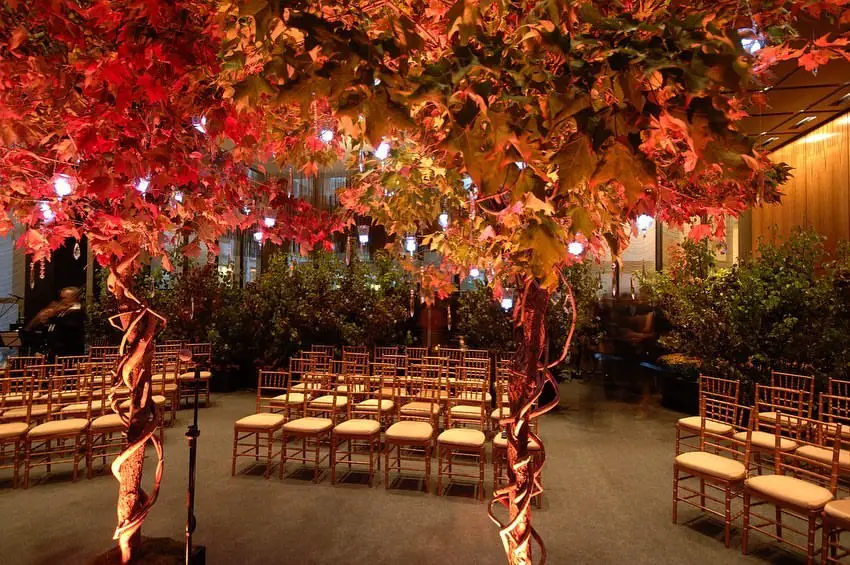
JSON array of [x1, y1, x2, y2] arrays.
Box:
[[469, 267, 480, 278], [500, 296, 514, 310], [438, 211, 449, 230], [404, 235, 417, 255], [29, 261, 35, 289], [73, 241, 81, 260], [135, 176, 151, 194], [174, 190, 184, 203], [53, 174, 75, 198], [462, 175, 474, 191], [192, 116, 208, 134], [375, 141, 391, 160], [264, 216, 276, 228], [253, 231, 263, 242], [515, 161, 527, 170], [357, 225, 370, 245], [319, 129, 334, 143], [568, 241, 585, 256], [39, 201, 55, 223], [636, 214, 655, 235], [374, 77, 382, 86], [738, 27, 764, 56], [39, 258, 46, 279]]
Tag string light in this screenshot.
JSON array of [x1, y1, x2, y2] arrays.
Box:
[[404, 235, 417, 255], [515, 161, 527, 170], [375, 141, 391, 160], [469, 267, 480, 278], [319, 129, 334, 143], [192, 116, 207, 134], [40, 201, 55, 223], [263, 217, 276, 228], [500, 297, 514, 310], [358, 225, 370, 245], [253, 231, 263, 242], [438, 211, 449, 229], [636, 214, 655, 235], [568, 241, 585, 256], [135, 177, 150, 194], [174, 191, 184, 203], [53, 174, 75, 197]]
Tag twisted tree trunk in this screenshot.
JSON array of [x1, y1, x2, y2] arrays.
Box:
[[106, 257, 165, 564], [489, 276, 576, 565]]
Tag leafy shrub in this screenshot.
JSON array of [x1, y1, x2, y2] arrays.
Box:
[[641, 228, 850, 393]]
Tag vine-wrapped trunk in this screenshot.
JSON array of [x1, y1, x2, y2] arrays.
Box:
[[107, 261, 165, 563], [490, 277, 574, 565]]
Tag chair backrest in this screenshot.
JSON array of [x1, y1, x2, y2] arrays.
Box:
[[755, 384, 809, 428], [448, 378, 488, 429], [498, 351, 515, 363], [88, 345, 119, 361], [820, 393, 850, 431], [401, 372, 441, 426], [186, 343, 212, 369], [460, 358, 490, 381], [342, 345, 368, 357], [302, 350, 330, 373], [342, 351, 369, 374], [5, 355, 44, 374], [698, 374, 740, 404], [406, 346, 427, 360], [771, 371, 815, 396], [438, 348, 464, 361], [79, 361, 112, 416], [257, 370, 288, 413], [463, 349, 490, 361], [381, 354, 408, 374], [0, 371, 36, 424], [56, 355, 89, 375], [700, 397, 746, 455], [828, 378, 850, 398], [342, 372, 376, 417], [374, 346, 399, 361], [311, 345, 336, 358], [43, 364, 89, 420]]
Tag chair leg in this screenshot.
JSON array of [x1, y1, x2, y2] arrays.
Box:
[[314, 434, 321, 483], [384, 443, 390, 490], [279, 434, 288, 480], [425, 443, 431, 494], [776, 506, 783, 539], [23, 439, 31, 489], [822, 521, 831, 565], [72, 435, 80, 482], [672, 466, 679, 524], [478, 447, 485, 501], [742, 493, 751, 555], [231, 429, 238, 477], [331, 435, 337, 485], [724, 487, 732, 548], [265, 430, 274, 480], [807, 514, 817, 565], [436, 444, 443, 496]]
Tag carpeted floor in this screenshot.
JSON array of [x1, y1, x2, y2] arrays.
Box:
[[0, 379, 818, 565]]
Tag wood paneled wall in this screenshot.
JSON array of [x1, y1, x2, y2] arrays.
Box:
[[752, 114, 850, 252]]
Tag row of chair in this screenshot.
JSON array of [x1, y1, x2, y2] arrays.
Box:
[[232, 360, 541, 501], [673, 372, 850, 563]]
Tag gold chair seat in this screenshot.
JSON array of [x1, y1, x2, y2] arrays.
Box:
[[825, 499, 850, 527], [270, 393, 310, 405], [28, 418, 89, 438], [90, 413, 125, 431], [234, 413, 285, 431], [333, 419, 380, 436], [493, 433, 541, 451], [1, 405, 48, 420], [179, 371, 211, 380], [335, 384, 368, 394], [385, 421, 433, 442], [0, 422, 29, 439], [491, 407, 511, 421], [282, 417, 333, 434], [675, 451, 746, 481], [758, 411, 808, 429], [62, 400, 103, 415], [118, 396, 166, 410], [733, 431, 798, 451], [438, 428, 486, 448], [308, 395, 348, 408], [677, 416, 734, 435], [292, 382, 323, 392], [450, 405, 484, 418], [356, 399, 394, 412], [400, 401, 440, 417], [795, 445, 850, 469], [745, 474, 833, 510]]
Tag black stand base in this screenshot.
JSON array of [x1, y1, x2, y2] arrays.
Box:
[[89, 538, 206, 565]]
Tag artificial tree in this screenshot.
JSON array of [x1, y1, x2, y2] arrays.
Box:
[[0, 1, 337, 561], [217, 0, 849, 562]]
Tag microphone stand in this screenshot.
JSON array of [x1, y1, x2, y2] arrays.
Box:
[[182, 352, 204, 564]]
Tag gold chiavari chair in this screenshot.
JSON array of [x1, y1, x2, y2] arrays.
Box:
[[0, 370, 36, 487], [341, 352, 370, 376], [822, 497, 850, 564], [302, 350, 331, 374], [60, 362, 105, 420], [24, 366, 91, 487], [673, 397, 747, 547], [311, 344, 336, 358], [762, 371, 815, 419], [56, 355, 89, 376], [342, 345, 369, 357], [356, 365, 396, 427], [676, 375, 740, 455], [178, 342, 212, 407], [87, 362, 126, 478], [263, 370, 304, 421], [384, 371, 440, 493], [231, 370, 286, 479], [742, 412, 841, 563], [821, 392, 850, 448], [463, 349, 490, 362], [734, 385, 806, 473], [382, 354, 408, 377], [330, 373, 382, 486], [436, 380, 487, 499], [152, 352, 180, 426], [88, 345, 119, 361], [5, 355, 45, 374], [406, 346, 427, 360], [280, 377, 338, 483]]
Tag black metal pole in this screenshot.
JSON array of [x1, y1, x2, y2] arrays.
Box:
[[185, 365, 201, 565]]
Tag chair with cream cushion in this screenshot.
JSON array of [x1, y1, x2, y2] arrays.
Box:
[[0, 371, 37, 488], [354, 366, 396, 426], [448, 378, 488, 431], [742, 413, 841, 562], [280, 381, 337, 482], [675, 375, 740, 455], [755, 373, 814, 432], [231, 412, 285, 479], [384, 373, 439, 493], [673, 397, 747, 548], [436, 427, 486, 499], [330, 374, 382, 486], [374, 346, 399, 363], [24, 369, 91, 487], [86, 363, 126, 478]]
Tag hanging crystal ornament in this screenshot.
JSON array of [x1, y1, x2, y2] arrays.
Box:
[[409, 286, 415, 318], [447, 304, 452, 331], [345, 235, 352, 266], [39, 258, 46, 279], [29, 261, 35, 289], [73, 241, 81, 260]]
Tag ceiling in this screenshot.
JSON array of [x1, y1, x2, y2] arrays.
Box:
[[741, 58, 850, 151]]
